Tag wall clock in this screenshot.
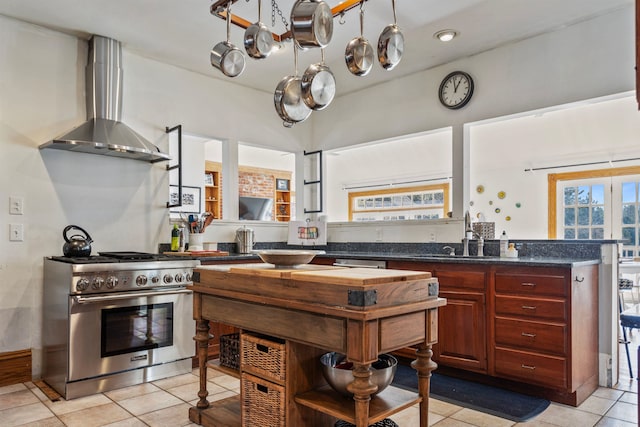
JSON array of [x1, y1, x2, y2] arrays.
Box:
[[438, 71, 474, 109]]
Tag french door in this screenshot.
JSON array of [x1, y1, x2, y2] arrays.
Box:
[[554, 170, 640, 257]]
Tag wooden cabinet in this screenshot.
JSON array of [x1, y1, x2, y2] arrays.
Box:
[[388, 259, 599, 406], [491, 265, 598, 405], [275, 178, 291, 222], [387, 261, 487, 373], [204, 161, 221, 219]]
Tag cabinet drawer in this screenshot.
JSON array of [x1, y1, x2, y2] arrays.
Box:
[[435, 270, 486, 291], [494, 347, 567, 389], [495, 295, 566, 321], [495, 272, 566, 297], [495, 318, 566, 355]]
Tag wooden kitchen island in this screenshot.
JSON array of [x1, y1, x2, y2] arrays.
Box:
[[188, 263, 446, 427]]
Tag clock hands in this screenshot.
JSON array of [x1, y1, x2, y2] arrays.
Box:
[[453, 76, 462, 92]]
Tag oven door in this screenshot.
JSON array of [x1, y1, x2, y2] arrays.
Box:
[[68, 288, 193, 382]]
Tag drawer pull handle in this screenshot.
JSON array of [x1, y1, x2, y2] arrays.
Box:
[[521, 364, 536, 370], [575, 276, 584, 283], [521, 332, 536, 338], [521, 305, 537, 310], [521, 282, 536, 287]]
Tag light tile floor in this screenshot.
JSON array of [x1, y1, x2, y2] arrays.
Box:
[[0, 363, 637, 427]]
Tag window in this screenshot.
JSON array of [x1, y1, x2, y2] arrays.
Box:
[[620, 180, 640, 257], [549, 167, 640, 257], [561, 183, 606, 239], [348, 184, 449, 221]]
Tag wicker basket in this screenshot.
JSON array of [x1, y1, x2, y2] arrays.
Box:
[[241, 372, 285, 427], [219, 333, 240, 370], [241, 332, 286, 383]]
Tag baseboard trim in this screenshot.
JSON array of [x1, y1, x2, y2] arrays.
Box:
[[0, 349, 32, 386]]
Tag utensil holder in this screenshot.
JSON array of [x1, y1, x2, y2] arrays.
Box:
[[189, 233, 204, 251]]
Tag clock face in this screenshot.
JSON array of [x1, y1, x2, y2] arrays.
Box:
[[439, 71, 474, 109]]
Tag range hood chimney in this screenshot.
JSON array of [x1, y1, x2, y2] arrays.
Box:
[[40, 36, 170, 163]]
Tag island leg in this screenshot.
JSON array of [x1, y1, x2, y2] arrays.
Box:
[[347, 362, 378, 427], [411, 344, 437, 427], [188, 316, 212, 424]]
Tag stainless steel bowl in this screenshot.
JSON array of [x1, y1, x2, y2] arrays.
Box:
[[320, 352, 398, 397], [256, 249, 319, 267]]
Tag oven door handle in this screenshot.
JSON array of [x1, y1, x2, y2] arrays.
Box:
[[73, 288, 192, 304]]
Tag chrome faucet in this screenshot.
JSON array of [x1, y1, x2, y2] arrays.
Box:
[[462, 232, 484, 256], [462, 210, 484, 256]]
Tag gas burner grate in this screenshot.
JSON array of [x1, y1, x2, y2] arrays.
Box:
[[49, 256, 121, 264], [98, 252, 161, 260], [49, 252, 174, 264]]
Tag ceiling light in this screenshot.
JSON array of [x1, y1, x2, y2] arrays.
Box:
[[434, 30, 457, 42]]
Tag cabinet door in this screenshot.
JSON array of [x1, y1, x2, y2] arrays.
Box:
[[434, 291, 487, 373]]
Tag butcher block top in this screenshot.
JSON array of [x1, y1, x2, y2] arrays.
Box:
[[193, 263, 439, 312]]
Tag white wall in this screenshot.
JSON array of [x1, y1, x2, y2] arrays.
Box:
[[470, 95, 640, 239], [0, 15, 304, 376], [311, 6, 634, 150], [325, 129, 453, 222]]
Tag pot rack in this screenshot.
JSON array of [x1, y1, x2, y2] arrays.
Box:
[[210, 0, 368, 43]]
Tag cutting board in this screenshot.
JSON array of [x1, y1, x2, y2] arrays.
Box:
[[163, 251, 230, 256], [289, 267, 432, 286], [228, 263, 342, 279]]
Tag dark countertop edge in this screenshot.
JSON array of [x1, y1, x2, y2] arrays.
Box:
[[194, 252, 600, 268]]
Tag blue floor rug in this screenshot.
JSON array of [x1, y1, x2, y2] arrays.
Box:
[[391, 364, 550, 422]]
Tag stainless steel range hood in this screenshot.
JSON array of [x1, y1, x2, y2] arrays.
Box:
[[40, 36, 170, 163]]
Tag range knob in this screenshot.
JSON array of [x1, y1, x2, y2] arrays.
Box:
[[174, 273, 183, 283], [76, 278, 90, 291], [106, 276, 118, 289], [92, 277, 105, 290], [136, 275, 148, 286], [163, 274, 173, 284], [185, 273, 192, 282], [151, 276, 160, 284]]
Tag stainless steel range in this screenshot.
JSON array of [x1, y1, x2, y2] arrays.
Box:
[[42, 252, 200, 400]]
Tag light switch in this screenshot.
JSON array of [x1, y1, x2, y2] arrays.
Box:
[[9, 196, 24, 215], [9, 224, 24, 241]]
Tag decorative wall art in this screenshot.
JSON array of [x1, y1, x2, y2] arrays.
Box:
[[169, 185, 201, 214]]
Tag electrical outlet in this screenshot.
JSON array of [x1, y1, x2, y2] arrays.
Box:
[[9, 224, 24, 241], [429, 232, 437, 241], [9, 196, 24, 215], [375, 228, 383, 241]]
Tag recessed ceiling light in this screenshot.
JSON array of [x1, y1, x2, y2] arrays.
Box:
[[434, 30, 457, 42]]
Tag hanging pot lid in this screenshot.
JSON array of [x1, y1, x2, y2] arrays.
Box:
[[211, 1, 246, 77], [377, 0, 404, 70]]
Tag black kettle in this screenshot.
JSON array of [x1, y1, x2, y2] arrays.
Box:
[[62, 225, 93, 257]]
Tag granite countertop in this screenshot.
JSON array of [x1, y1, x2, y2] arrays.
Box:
[[195, 251, 599, 268]]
